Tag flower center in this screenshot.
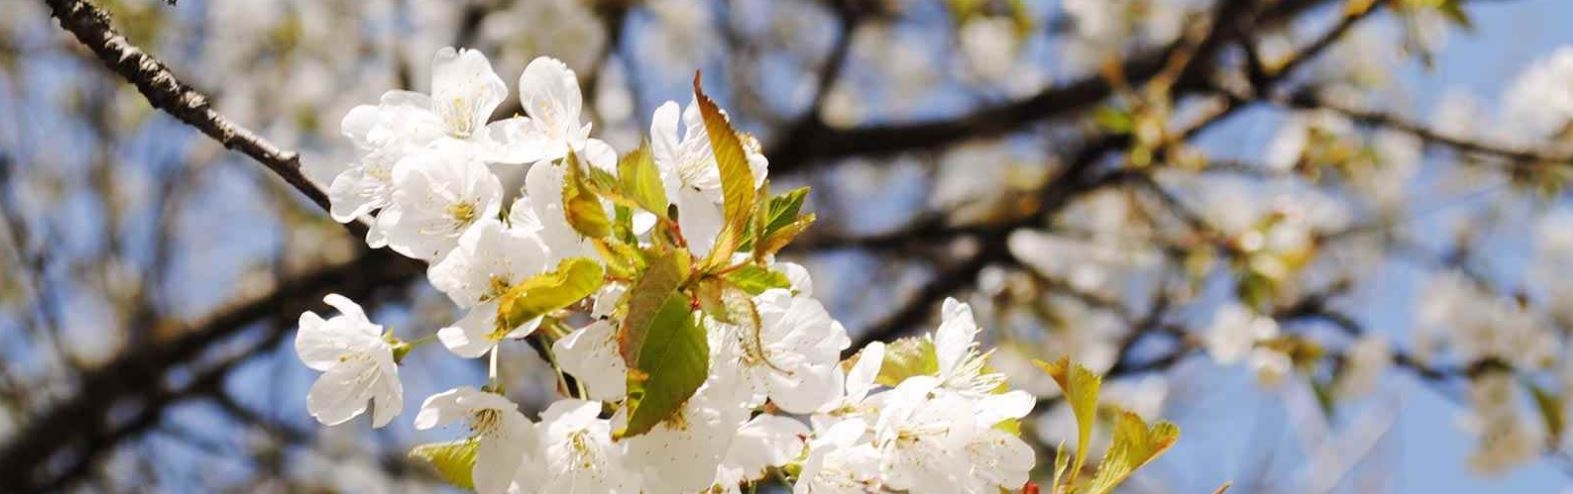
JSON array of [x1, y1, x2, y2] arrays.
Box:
[[447, 201, 478, 227], [470, 409, 501, 435]]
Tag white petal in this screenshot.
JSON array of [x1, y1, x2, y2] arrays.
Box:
[[650, 101, 684, 168], [431, 47, 507, 137], [439, 303, 501, 358], [484, 116, 548, 164], [725, 414, 808, 478], [768, 363, 842, 414], [976, 390, 1035, 425], [368, 357, 404, 428], [414, 387, 476, 430], [934, 298, 978, 376], [473, 413, 531, 494], [323, 294, 371, 326], [675, 188, 723, 258], [306, 359, 376, 426], [845, 341, 885, 402], [294, 312, 339, 371], [552, 321, 626, 401]]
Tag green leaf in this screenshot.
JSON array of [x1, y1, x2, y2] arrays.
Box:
[[1093, 106, 1133, 134], [617, 292, 709, 438], [1529, 382, 1565, 445], [618, 142, 669, 218], [723, 265, 791, 295], [754, 213, 816, 258], [617, 249, 689, 363], [762, 187, 810, 237], [1437, 0, 1474, 31], [409, 439, 478, 490], [562, 150, 613, 239], [875, 336, 939, 387], [497, 257, 605, 332], [693, 73, 757, 262], [1036, 357, 1103, 486], [1085, 411, 1181, 494]]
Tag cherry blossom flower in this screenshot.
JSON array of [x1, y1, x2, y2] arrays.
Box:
[[710, 414, 809, 492], [515, 399, 639, 494], [714, 289, 850, 414], [426, 218, 553, 358], [295, 294, 403, 428], [414, 387, 533, 494], [1205, 302, 1279, 365], [796, 418, 882, 494], [869, 376, 976, 493], [331, 48, 537, 227], [933, 298, 1007, 397], [376, 142, 504, 261]]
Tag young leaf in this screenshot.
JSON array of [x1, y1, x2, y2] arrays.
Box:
[[1529, 382, 1565, 444], [618, 142, 669, 218], [497, 257, 605, 331], [617, 292, 709, 438], [618, 249, 689, 364], [1036, 357, 1102, 485], [1085, 411, 1181, 494], [693, 73, 757, 261], [754, 213, 815, 258], [723, 264, 792, 296], [762, 187, 810, 237], [562, 150, 613, 239], [875, 336, 939, 387], [409, 439, 479, 490]]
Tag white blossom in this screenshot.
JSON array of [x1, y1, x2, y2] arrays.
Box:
[[717, 289, 850, 414], [295, 294, 402, 428], [516, 398, 639, 494], [1205, 302, 1279, 365], [414, 387, 534, 494], [622, 371, 754, 494], [933, 298, 1007, 397], [376, 142, 504, 261], [1336, 336, 1391, 398], [427, 218, 552, 358], [869, 377, 977, 493], [331, 48, 536, 226], [796, 418, 882, 494], [711, 414, 809, 492]]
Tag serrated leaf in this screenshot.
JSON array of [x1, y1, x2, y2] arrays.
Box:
[[1085, 410, 1181, 494], [618, 142, 669, 218], [754, 213, 816, 258], [763, 187, 810, 237], [409, 439, 478, 490], [876, 336, 939, 387], [562, 150, 613, 239], [1036, 357, 1102, 486], [693, 73, 757, 262], [724, 265, 792, 295], [618, 249, 689, 363], [1051, 440, 1071, 494], [618, 292, 709, 438], [497, 257, 605, 332]]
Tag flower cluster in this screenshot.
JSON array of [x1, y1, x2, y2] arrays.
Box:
[[292, 47, 1049, 494]]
